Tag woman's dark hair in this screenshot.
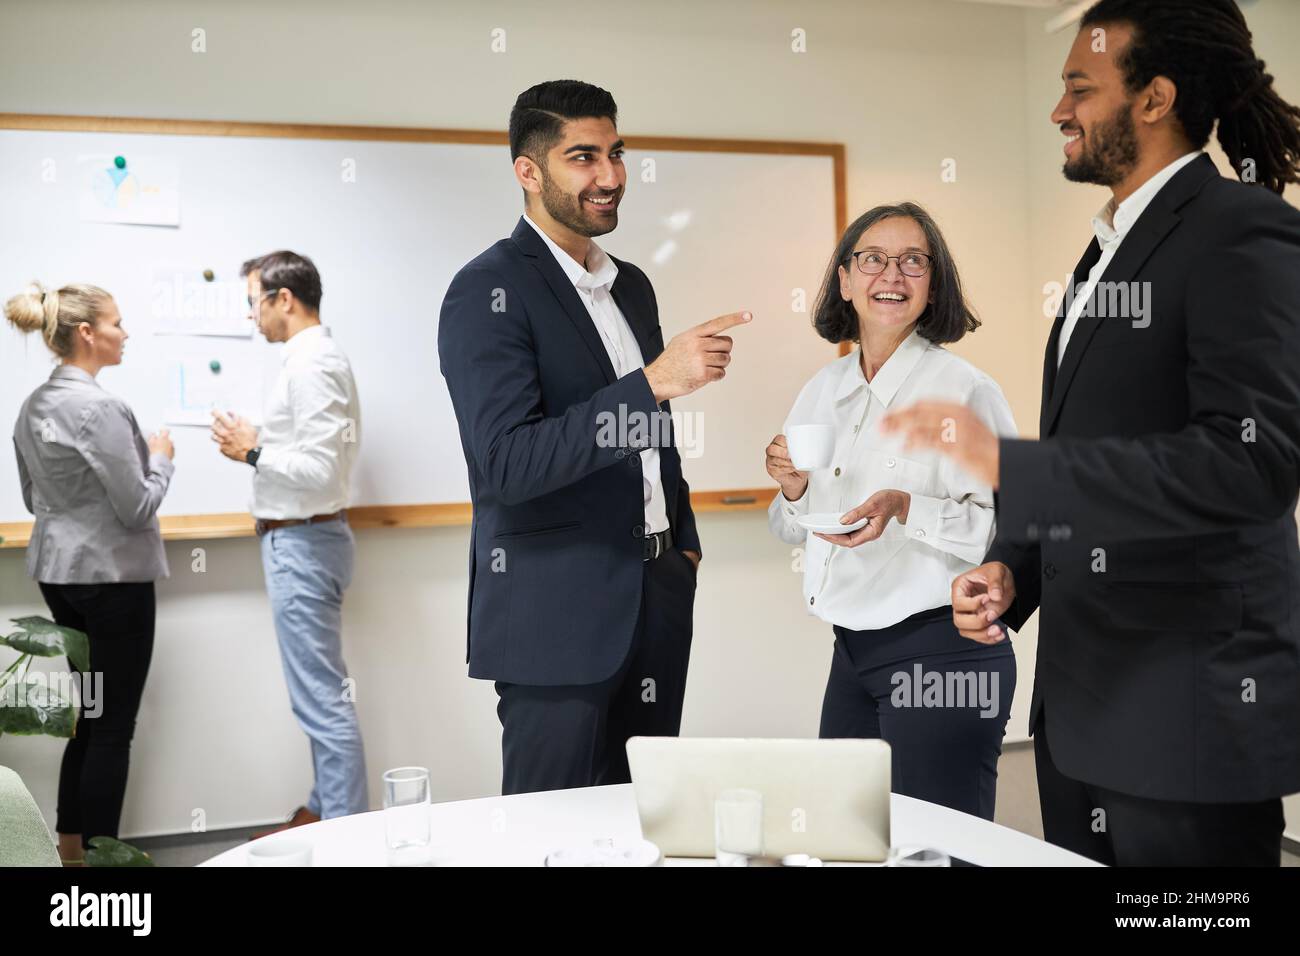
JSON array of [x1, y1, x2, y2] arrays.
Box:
[[1081, 0, 1300, 194], [812, 202, 979, 346], [509, 80, 618, 163], [240, 250, 323, 312]]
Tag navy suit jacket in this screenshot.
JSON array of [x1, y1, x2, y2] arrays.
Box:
[[987, 155, 1300, 802], [438, 217, 701, 686]]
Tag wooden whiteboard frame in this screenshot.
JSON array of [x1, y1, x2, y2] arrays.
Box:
[[0, 113, 847, 548]]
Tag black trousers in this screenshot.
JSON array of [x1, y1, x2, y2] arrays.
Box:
[[38, 581, 156, 848], [1034, 708, 1284, 866], [819, 606, 1015, 821], [494, 548, 697, 795]]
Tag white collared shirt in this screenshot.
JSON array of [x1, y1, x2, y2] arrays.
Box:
[[1057, 151, 1202, 366], [768, 329, 1017, 631], [523, 214, 669, 535], [252, 323, 361, 520]]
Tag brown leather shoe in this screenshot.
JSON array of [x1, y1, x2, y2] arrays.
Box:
[[249, 806, 321, 841]]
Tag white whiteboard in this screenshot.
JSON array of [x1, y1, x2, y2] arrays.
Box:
[[0, 123, 840, 524]]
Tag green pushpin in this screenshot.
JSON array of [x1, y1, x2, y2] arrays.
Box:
[[209, 360, 221, 373], [114, 156, 126, 169]]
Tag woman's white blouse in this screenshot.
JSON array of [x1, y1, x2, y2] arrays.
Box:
[[768, 329, 1018, 632]]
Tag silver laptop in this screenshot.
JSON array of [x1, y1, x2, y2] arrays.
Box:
[[626, 736, 891, 862]]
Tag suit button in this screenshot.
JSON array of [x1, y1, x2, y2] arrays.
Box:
[[834, 467, 841, 476], [629, 455, 641, 467], [886, 457, 896, 467], [810, 596, 815, 606], [1027, 523, 1040, 541], [1044, 563, 1057, 580], [631, 524, 645, 538]]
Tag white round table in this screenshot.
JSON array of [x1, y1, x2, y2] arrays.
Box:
[[202, 783, 1100, 867]]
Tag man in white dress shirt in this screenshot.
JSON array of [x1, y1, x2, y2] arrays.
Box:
[[212, 250, 367, 835]]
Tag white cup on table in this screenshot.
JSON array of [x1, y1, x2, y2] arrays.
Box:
[[247, 837, 313, 867]]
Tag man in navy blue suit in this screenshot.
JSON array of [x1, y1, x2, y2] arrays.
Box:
[[439, 80, 750, 795]]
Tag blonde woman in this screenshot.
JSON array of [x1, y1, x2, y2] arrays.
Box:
[[765, 203, 1017, 820], [7, 283, 174, 865]]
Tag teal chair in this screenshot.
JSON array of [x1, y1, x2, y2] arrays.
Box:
[[0, 765, 60, 866]]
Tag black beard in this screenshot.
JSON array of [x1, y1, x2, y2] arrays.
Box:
[[1063, 101, 1139, 187], [538, 172, 619, 238]]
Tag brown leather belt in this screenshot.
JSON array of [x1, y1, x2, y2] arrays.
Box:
[[254, 510, 346, 536]]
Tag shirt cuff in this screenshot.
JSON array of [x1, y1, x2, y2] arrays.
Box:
[[627, 368, 662, 415], [612, 370, 670, 449], [253, 445, 282, 475], [903, 491, 942, 544], [780, 487, 812, 517]]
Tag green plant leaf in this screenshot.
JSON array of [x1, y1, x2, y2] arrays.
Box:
[[3, 617, 89, 671], [85, 836, 155, 867], [0, 676, 77, 737]]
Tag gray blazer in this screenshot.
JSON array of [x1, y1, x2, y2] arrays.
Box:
[[13, 365, 174, 583]]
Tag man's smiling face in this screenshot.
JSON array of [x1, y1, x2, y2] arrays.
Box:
[[1052, 22, 1142, 187], [534, 116, 626, 238]]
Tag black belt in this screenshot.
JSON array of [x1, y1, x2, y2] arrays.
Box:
[[642, 528, 673, 561]]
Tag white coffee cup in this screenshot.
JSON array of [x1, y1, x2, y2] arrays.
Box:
[[786, 424, 835, 470], [247, 837, 313, 867]]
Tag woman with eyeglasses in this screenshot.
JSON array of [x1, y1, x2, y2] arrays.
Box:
[[765, 202, 1018, 820], [7, 282, 174, 864]]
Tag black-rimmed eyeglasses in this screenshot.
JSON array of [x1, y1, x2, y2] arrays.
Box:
[[844, 250, 933, 278]]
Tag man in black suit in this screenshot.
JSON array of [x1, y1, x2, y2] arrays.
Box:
[[439, 80, 750, 795], [882, 0, 1300, 865]]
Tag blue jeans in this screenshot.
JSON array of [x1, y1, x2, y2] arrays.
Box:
[[260, 519, 368, 818]]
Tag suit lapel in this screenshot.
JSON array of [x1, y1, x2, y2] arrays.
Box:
[[1044, 212, 1178, 435], [608, 262, 662, 364], [1041, 155, 1219, 436], [1039, 238, 1101, 434], [608, 260, 677, 475], [510, 217, 616, 385]]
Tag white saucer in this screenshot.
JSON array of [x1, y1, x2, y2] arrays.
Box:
[[544, 839, 663, 867], [796, 513, 869, 534]]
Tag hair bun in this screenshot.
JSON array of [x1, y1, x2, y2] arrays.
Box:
[[4, 283, 49, 335]]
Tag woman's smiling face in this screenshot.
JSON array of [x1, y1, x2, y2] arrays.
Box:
[[838, 215, 934, 335]]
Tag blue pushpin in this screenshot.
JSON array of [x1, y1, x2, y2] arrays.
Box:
[[209, 360, 221, 373]]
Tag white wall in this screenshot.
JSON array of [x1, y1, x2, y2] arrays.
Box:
[[0, 0, 1294, 844]]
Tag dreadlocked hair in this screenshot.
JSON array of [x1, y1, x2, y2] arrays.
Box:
[[1082, 0, 1300, 193]]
